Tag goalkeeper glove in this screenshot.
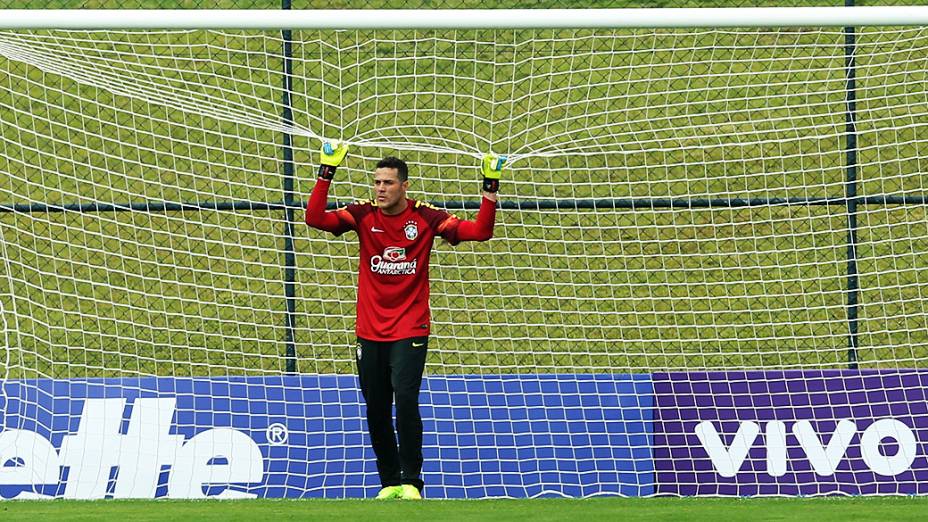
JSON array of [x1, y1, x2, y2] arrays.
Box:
[[481, 154, 506, 193], [318, 140, 349, 180]]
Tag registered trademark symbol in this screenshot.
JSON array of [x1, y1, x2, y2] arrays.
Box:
[[266, 423, 289, 446]]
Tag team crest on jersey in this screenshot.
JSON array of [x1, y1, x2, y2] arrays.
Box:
[[404, 221, 418, 240]]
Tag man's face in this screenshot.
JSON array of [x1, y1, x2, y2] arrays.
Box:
[[374, 167, 408, 210]]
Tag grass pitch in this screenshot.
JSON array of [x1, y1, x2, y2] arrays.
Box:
[[3, 497, 928, 521], [2, 0, 928, 511]]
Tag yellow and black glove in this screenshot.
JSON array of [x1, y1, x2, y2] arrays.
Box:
[[481, 154, 506, 193], [318, 141, 349, 180]]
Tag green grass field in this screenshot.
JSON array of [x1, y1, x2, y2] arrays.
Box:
[[3, 497, 928, 521]]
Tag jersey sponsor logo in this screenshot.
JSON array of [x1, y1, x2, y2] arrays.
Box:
[[383, 246, 406, 262], [371, 226, 384, 233], [370, 247, 417, 275], [404, 221, 418, 240]]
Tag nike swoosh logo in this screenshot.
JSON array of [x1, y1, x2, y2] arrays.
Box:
[[371, 227, 384, 233], [412, 342, 424, 347]]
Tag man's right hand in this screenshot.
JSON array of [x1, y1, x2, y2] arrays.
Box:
[[318, 141, 349, 180], [481, 154, 506, 193]]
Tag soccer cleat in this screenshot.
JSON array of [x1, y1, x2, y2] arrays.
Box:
[[400, 484, 422, 500], [375, 485, 404, 500]]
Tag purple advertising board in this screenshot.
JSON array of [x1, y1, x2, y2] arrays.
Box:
[[653, 370, 928, 496]]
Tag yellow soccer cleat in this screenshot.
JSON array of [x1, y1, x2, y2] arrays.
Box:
[[375, 485, 404, 499], [400, 484, 422, 500]]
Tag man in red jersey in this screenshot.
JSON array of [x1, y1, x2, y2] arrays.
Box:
[[305, 142, 504, 500]]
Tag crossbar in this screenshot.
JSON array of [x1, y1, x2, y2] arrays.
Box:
[[3, 7, 928, 30]]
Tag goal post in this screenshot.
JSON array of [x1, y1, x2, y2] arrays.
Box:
[[4, 7, 928, 29], [1, 7, 928, 499]]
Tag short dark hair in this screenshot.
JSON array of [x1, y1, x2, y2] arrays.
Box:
[[376, 157, 408, 182]]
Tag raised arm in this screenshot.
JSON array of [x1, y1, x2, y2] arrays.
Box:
[[454, 195, 496, 241], [445, 154, 505, 242], [305, 141, 355, 233]]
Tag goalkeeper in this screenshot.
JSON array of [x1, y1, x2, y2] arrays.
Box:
[[305, 143, 503, 500]]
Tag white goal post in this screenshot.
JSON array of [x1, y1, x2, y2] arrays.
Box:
[[2, 6, 928, 499], [2, 7, 928, 29]]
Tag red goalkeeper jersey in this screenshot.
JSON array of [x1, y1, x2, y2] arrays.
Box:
[[306, 178, 496, 341]]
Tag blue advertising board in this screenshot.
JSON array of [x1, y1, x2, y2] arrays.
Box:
[[0, 374, 654, 499], [7, 370, 925, 499]]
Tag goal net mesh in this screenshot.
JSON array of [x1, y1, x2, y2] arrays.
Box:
[[0, 24, 926, 497], [3, 27, 922, 378]]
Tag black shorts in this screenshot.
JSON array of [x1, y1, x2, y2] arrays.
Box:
[[355, 336, 429, 400]]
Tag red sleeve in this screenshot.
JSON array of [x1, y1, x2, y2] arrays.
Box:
[[439, 196, 496, 243], [305, 178, 356, 235]]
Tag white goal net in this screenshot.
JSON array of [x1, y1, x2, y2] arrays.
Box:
[[0, 11, 927, 498]]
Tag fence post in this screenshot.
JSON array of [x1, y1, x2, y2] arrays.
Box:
[[281, 0, 298, 374], [845, 0, 860, 370]]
